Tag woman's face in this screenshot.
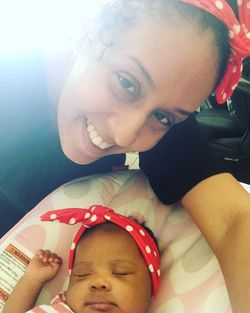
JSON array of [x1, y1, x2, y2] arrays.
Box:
[[58, 16, 218, 164], [65, 224, 152, 313]]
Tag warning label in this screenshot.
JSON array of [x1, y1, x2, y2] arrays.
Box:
[[0, 288, 8, 302], [5, 245, 30, 267], [0, 242, 32, 312]]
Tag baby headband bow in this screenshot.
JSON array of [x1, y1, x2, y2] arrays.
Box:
[[41, 205, 160, 297], [179, 0, 250, 103]]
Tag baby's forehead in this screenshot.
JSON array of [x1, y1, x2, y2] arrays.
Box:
[[73, 223, 145, 265], [75, 222, 143, 256], [80, 222, 127, 238], [76, 222, 135, 251]]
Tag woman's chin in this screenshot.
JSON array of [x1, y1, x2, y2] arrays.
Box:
[[61, 144, 99, 165]]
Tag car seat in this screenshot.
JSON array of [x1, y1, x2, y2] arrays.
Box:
[[195, 58, 250, 183]]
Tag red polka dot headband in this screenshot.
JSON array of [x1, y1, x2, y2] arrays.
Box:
[[41, 205, 160, 297], [180, 0, 250, 103]]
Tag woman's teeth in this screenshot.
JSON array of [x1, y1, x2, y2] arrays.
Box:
[[86, 120, 112, 150]]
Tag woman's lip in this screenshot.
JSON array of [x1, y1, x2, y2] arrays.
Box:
[[82, 118, 115, 156], [86, 118, 113, 150], [81, 118, 114, 156]]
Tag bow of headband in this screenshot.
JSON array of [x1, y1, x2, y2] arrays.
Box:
[[41, 205, 160, 297], [180, 0, 250, 103]]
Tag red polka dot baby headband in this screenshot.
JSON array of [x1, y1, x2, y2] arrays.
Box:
[[180, 0, 250, 103], [41, 205, 160, 297]]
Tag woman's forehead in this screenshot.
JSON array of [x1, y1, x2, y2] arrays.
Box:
[[103, 17, 219, 110]]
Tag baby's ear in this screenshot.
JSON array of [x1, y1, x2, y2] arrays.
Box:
[[148, 294, 155, 307], [127, 213, 145, 224]]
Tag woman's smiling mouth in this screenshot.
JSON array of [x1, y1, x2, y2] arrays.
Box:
[[86, 119, 113, 150]]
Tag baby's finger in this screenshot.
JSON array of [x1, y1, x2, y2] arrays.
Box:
[[42, 250, 52, 262], [49, 253, 62, 264], [36, 249, 45, 259]]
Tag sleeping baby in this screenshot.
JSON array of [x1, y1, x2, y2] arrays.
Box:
[[3, 205, 160, 313]]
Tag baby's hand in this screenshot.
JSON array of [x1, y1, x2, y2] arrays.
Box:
[[26, 249, 62, 284]]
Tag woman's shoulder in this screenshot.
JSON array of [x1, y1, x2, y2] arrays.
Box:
[[0, 50, 48, 109], [139, 116, 228, 204], [0, 50, 52, 136], [42, 42, 77, 106], [0, 49, 46, 84], [0, 45, 73, 107]]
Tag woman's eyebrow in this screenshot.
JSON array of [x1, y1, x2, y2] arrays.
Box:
[[127, 55, 155, 88], [174, 108, 194, 117], [156, 108, 194, 119]]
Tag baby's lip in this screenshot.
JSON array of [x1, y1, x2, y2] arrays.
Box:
[[85, 298, 117, 311]]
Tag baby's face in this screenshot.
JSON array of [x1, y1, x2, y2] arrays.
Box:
[[65, 224, 152, 313]]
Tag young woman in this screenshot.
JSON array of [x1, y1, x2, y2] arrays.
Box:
[[1, 1, 250, 311]]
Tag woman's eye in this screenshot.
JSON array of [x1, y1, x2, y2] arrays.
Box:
[[154, 111, 174, 127], [117, 73, 139, 98]]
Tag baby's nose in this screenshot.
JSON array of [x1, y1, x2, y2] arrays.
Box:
[[89, 275, 112, 291]]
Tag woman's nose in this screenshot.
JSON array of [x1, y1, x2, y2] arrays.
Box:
[[108, 111, 146, 148], [88, 275, 112, 291]]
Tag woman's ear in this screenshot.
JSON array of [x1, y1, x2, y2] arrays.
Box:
[[88, 30, 114, 60], [99, 28, 115, 47], [77, 20, 114, 61]]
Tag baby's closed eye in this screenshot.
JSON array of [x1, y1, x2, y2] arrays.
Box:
[[112, 267, 134, 277], [113, 272, 131, 276], [75, 273, 90, 277]]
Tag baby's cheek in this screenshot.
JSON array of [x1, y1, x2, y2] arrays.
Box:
[[65, 281, 87, 311], [116, 278, 144, 298], [116, 284, 150, 313], [135, 272, 152, 298]]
